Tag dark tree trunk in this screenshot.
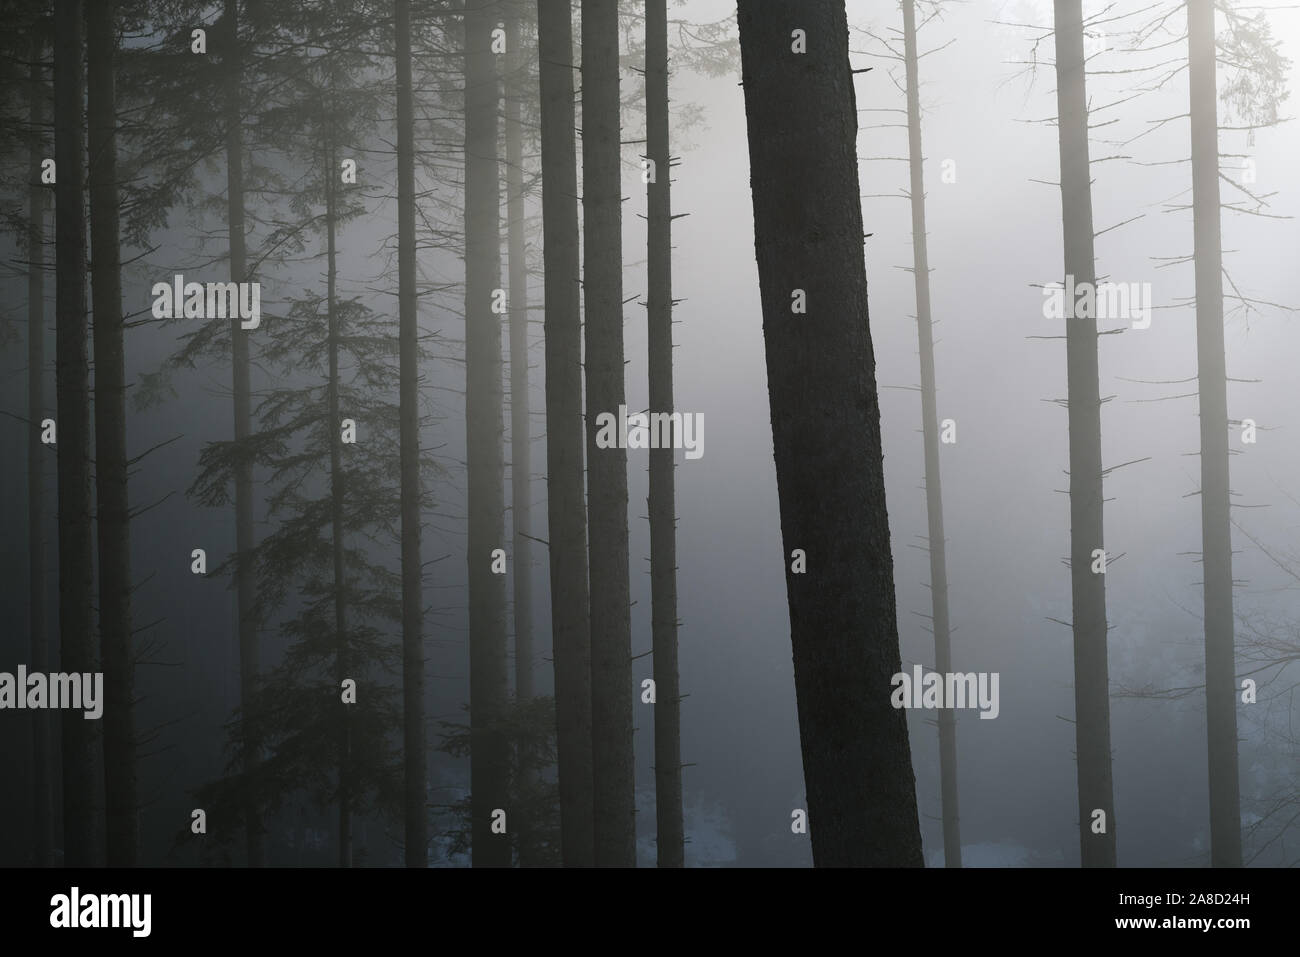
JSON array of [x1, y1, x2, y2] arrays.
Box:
[[582, 0, 635, 867], [504, 8, 537, 866], [223, 0, 263, 868], [537, 0, 594, 867], [54, 0, 97, 870], [394, 0, 427, 868], [465, 0, 511, 869], [736, 0, 924, 868], [902, 0, 959, 868], [325, 119, 351, 870], [1188, 0, 1241, 868], [27, 30, 53, 870], [645, 0, 683, 869], [87, 0, 137, 868], [1052, 0, 1116, 868]]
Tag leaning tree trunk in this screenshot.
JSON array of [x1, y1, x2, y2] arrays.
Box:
[[736, 0, 924, 868], [394, 0, 427, 868], [1052, 0, 1116, 868], [1188, 0, 1241, 868], [537, 0, 594, 867], [504, 8, 537, 866], [88, 0, 137, 868], [54, 0, 96, 870], [582, 0, 636, 867], [28, 30, 53, 870], [901, 0, 960, 869], [465, 0, 511, 868], [223, 0, 263, 868], [645, 0, 683, 869]]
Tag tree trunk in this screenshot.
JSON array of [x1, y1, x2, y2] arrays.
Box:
[[645, 0, 683, 869], [537, 0, 594, 867], [27, 30, 53, 870], [1052, 0, 1116, 868], [465, 0, 511, 869], [54, 0, 97, 870], [506, 12, 533, 706], [87, 0, 137, 868], [394, 0, 427, 868], [582, 0, 636, 867], [504, 8, 537, 866], [223, 0, 263, 868], [1188, 0, 1241, 868], [902, 0, 960, 869], [325, 118, 352, 870], [736, 0, 924, 868]]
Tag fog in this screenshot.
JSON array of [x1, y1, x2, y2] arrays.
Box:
[[1, 0, 1297, 868]]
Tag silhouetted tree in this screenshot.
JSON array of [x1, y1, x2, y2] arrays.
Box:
[[219, 0, 264, 867], [645, 0, 683, 869], [1052, 0, 1116, 868], [394, 0, 427, 868], [536, 0, 593, 868], [503, 4, 540, 865], [898, 0, 961, 869], [54, 0, 97, 869], [87, 0, 138, 868], [736, 0, 924, 867], [22, 13, 54, 870], [583, 0, 635, 867], [464, 0, 511, 868], [1188, 0, 1240, 869]]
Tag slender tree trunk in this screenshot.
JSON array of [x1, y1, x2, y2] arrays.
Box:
[[394, 0, 427, 868], [504, 8, 537, 866], [506, 12, 533, 706], [902, 0, 959, 869], [582, 0, 635, 867], [645, 0, 683, 869], [537, 0, 594, 867], [87, 0, 137, 868], [1052, 0, 1116, 868], [223, 0, 263, 868], [28, 32, 53, 870], [1188, 0, 1241, 868], [326, 124, 351, 870], [736, 0, 924, 868], [466, 0, 511, 869], [54, 0, 96, 870]]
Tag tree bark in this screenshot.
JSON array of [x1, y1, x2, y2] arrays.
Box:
[[1052, 0, 1116, 868], [1188, 0, 1241, 868], [537, 0, 594, 867], [54, 0, 97, 870], [223, 0, 263, 868], [582, 0, 636, 867], [28, 29, 53, 870], [325, 111, 352, 869], [506, 12, 533, 707], [736, 0, 924, 868], [645, 0, 683, 869], [394, 0, 427, 868], [902, 0, 959, 869], [466, 0, 511, 869], [504, 8, 537, 867], [88, 0, 137, 868]]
